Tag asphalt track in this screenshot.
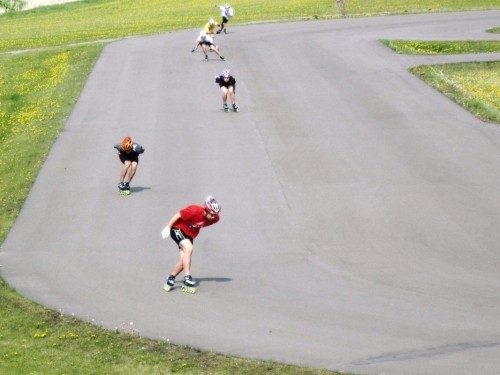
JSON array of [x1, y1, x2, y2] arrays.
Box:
[[2, 10, 500, 375]]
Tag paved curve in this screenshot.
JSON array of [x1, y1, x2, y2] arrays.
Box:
[[2, 11, 500, 375]]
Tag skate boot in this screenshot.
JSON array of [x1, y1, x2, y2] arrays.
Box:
[[191, 46, 197, 53], [184, 275, 196, 287], [204, 55, 208, 62], [232, 104, 239, 112], [223, 103, 229, 112], [163, 275, 175, 292], [182, 275, 196, 294], [216, 30, 221, 34], [223, 28, 227, 34], [220, 55, 225, 61], [118, 182, 129, 195]]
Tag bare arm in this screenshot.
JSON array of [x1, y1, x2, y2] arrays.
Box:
[[166, 212, 181, 229], [161, 211, 181, 239]]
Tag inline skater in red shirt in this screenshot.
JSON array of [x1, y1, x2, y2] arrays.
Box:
[[161, 196, 221, 292]]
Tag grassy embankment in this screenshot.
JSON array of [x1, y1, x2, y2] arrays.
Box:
[[1, 0, 499, 374], [382, 39, 500, 123]]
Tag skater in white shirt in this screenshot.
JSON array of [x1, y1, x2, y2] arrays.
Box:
[[191, 30, 225, 61], [214, 3, 234, 34]]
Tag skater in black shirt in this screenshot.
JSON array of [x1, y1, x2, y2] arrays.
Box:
[[215, 69, 238, 112], [113, 136, 144, 195]]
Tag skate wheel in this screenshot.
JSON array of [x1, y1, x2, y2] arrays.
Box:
[[181, 285, 196, 294], [163, 284, 173, 292]]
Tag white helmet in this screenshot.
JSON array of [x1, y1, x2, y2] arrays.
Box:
[[205, 196, 221, 215], [223, 69, 230, 77], [209, 18, 215, 25]]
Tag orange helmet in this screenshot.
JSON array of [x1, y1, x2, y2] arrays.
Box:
[[121, 136, 133, 152]]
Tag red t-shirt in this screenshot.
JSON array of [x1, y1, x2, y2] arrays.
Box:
[[174, 205, 220, 239]]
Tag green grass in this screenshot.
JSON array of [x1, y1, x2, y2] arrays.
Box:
[[342, 0, 500, 16], [382, 39, 500, 54], [1, 0, 500, 374], [1, 0, 499, 52], [0, 45, 104, 241], [0, 279, 340, 375], [0, 0, 333, 53], [411, 61, 500, 123], [380, 39, 500, 122]]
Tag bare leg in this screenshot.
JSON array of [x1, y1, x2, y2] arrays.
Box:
[[119, 160, 131, 183], [228, 86, 236, 106], [126, 161, 138, 183], [221, 86, 229, 105], [201, 44, 209, 59], [171, 239, 194, 277], [210, 45, 224, 59], [220, 21, 226, 33]]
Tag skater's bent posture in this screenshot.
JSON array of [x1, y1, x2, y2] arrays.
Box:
[[215, 69, 238, 111], [161, 196, 221, 290], [214, 3, 234, 34], [191, 30, 225, 61], [203, 18, 218, 39], [113, 136, 144, 194]]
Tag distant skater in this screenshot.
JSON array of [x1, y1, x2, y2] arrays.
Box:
[[191, 30, 225, 62], [113, 136, 144, 195], [214, 3, 234, 34], [190, 18, 218, 53], [161, 196, 221, 292], [204, 18, 219, 39]]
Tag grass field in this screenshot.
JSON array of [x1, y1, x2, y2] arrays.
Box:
[[0, 278, 339, 375], [1, 0, 499, 52], [1, 0, 499, 374], [411, 61, 500, 123], [380, 39, 500, 122], [382, 39, 500, 54]]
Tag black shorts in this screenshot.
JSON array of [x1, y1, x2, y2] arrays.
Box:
[[119, 153, 139, 164], [222, 16, 229, 23], [170, 227, 193, 246]]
